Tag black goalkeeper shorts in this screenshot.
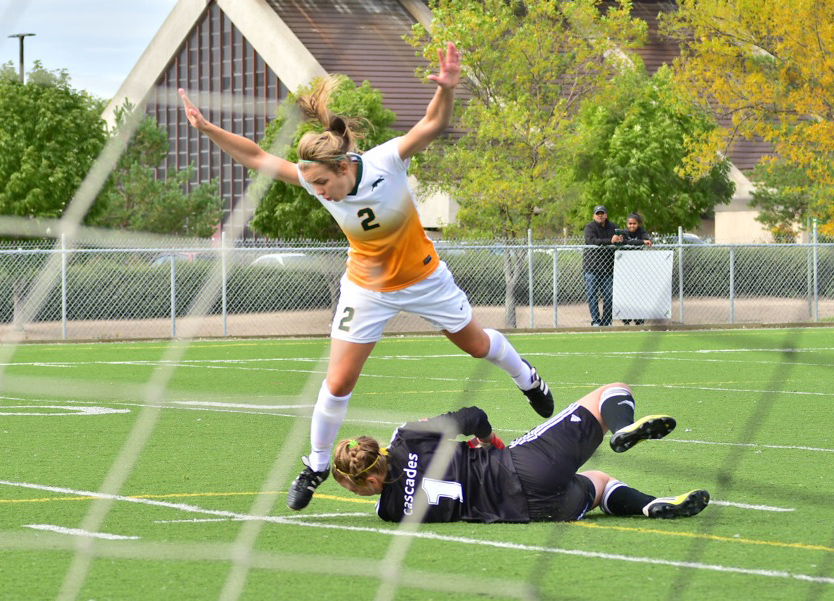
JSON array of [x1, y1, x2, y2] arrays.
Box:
[[508, 403, 603, 521]]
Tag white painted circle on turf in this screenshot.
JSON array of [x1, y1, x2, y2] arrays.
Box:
[[0, 405, 130, 416]]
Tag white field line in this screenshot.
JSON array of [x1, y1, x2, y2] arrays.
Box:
[[7, 369, 834, 399], [634, 383, 834, 397], [709, 501, 795, 512], [24, 524, 139, 540], [665, 438, 834, 454], [4, 343, 833, 367], [0, 358, 489, 383], [5, 346, 834, 368], [155, 512, 370, 524], [1, 351, 830, 391], [172, 401, 311, 410], [607, 356, 834, 368], [0, 405, 130, 416], [2, 480, 831, 586], [4, 395, 834, 455], [137, 501, 805, 516]]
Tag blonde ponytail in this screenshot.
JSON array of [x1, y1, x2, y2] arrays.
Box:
[[296, 75, 364, 168]]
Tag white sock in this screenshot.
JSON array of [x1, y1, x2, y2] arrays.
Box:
[[308, 380, 351, 471], [484, 328, 532, 389]]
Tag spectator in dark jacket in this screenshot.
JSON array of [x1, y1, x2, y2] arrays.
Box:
[[583, 206, 621, 326], [620, 213, 652, 325], [623, 213, 652, 248]]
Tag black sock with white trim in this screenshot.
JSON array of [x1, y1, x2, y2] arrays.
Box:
[[599, 386, 635, 433], [600, 480, 655, 516]]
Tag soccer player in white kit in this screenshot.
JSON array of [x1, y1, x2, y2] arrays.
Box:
[[179, 43, 555, 511]]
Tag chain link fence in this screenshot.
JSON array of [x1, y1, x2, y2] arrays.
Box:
[[0, 233, 831, 341]]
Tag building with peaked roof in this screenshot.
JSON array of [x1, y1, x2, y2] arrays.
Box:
[[105, 0, 774, 243], [103, 0, 454, 237]]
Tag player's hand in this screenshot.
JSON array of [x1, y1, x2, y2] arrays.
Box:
[[484, 432, 506, 450], [644, 239, 653, 247], [179, 88, 209, 131], [467, 432, 506, 450], [428, 42, 461, 90]]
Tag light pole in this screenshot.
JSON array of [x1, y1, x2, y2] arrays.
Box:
[[7, 33, 36, 83]]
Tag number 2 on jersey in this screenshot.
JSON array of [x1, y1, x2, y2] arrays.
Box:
[[357, 207, 380, 231]]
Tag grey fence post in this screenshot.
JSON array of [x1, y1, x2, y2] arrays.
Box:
[[527, 229, 534, 329], [12, 247, 23, 332], [813, 219, 819, 322], [61, 234, 67, 340], [552, 248, 558, 327], [677, 226, 685, 324], [803, 232, 814, 319], [729, 246, 735, 324], [170, 255, 177, 337], [221, 231, 228, 337]]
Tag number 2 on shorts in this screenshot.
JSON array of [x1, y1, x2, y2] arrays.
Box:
[[338, 306, 355, 332]]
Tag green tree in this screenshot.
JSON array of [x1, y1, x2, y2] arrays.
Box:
[[0, 61, 107, 222], [570, 66, 735, 233], [748, 159, 829, 242], [89, 102, 224, 237], [249, 76, 399, 240], [407, 0, 645, 326], [0, 63, 14, 81]]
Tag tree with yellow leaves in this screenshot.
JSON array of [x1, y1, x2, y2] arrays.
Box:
[[661, 0, 834, 236]]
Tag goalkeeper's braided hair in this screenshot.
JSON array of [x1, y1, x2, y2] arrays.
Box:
[[332, 436, 388, 485]]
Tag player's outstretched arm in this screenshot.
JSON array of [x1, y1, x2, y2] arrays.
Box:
[[397, 42, 461, 161], [178, 88, 299, 186], [410, 406, 500, 446]]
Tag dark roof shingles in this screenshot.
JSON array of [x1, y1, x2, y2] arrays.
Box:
[[266, 0, 435, 133]]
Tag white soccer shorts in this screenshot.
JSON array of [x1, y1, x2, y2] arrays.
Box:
[[330, 261, 473, 343]]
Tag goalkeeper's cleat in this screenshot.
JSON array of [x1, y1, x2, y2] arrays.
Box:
[[519, 359, 554, 418], [609, 415, 676, 453], [286, 456, 329, 511], [643, 489, 710, 519]]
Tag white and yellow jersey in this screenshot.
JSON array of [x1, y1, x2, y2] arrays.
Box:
[[297, 137, 439, 292]]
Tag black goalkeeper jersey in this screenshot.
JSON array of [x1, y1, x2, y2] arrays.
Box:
[[375, 407, 529, 524]]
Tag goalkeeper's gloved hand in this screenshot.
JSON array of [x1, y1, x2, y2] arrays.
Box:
[[467, 432, 506, 450]]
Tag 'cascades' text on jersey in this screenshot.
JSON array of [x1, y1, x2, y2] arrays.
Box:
[[376, 426, 529, 524]]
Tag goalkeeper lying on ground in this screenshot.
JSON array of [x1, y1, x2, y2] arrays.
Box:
[[331, 383, 709, 523]]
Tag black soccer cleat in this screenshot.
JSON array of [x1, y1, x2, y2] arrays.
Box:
[[519, 359, 554, 418], [286, 456, 329, 511], [609, 415, 676, 453], [643, 489, 710, 519]]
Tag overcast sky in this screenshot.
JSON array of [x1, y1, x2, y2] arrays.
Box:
[[1, 0, 176, 99]]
